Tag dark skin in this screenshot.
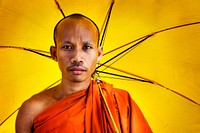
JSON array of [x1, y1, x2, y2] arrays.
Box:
[[15, 17, 103, 133]]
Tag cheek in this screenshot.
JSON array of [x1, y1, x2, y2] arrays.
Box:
[[57, 52, 70, 68], [57, 53, 65, 64], [88, 54, 98, 70], [57, 50, 70, 61]]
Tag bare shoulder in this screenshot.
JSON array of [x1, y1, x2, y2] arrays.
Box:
[[16, 89, 53, 133], [20, 90, 51, 117]]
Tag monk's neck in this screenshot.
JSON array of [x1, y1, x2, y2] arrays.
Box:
[[58, 79, 91, 97]]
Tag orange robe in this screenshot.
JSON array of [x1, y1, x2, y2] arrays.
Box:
[[33, 80, 152, 133]]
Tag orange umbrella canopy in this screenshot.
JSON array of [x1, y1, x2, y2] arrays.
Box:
[[0, 0, 200, 132]]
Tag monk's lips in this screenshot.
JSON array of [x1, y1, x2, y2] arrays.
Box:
[[68, 67, 87, 75]]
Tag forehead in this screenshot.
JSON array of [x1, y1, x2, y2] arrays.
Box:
[[56, 17, 98, 35], [54, 18, 99, 46], [55, 17, 99, 44]]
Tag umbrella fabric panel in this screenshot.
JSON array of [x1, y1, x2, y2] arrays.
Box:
[[101, 24, 200, 104], [0, 49, 61, 125], [0, 0, 62, 50]]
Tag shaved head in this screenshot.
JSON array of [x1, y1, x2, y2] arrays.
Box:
[[50, 13, 103, 83], [53, 13, 100, 47]]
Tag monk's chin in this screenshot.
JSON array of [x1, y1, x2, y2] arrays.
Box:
[[70, 77, 87, 83]]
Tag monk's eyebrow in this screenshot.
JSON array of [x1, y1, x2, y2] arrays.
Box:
[[61, 40, 94, 46], [83, 40, 94, 45], [62, 40, 73, 45]]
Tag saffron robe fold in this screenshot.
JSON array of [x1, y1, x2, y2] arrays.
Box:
[[33, 80, 152, 133]]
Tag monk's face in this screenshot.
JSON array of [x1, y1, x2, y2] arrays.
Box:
[[51, 18, 102, 83]]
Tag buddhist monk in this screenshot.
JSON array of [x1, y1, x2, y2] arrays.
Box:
[[16, 13, 152, 133]]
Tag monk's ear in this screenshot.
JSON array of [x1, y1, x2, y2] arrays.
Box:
[[97, 46, 103, 62], [50, 46, 57, 61]]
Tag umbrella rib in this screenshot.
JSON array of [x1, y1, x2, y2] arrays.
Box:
[[0, 108, 19, 126], [103, 35, 149, 56], [96, 70, 153, 83], [54, 0, 65, 17], [24, 48, 51, 58], [99, 0, 114, 35], [163, 86, 200, 107], [99, 0, 115, 47], [43, 79, 61, 90], [0, 79, 62, 125], [154, 21, 200, 35], [99, 76, 139, 81], [100, 39, 138, 72], [97, 70, 200, 106], [103, 21, 200, 56], [97, 34, 153, 69], [101, 64, 156, 82], [0, 45, 51, 58]]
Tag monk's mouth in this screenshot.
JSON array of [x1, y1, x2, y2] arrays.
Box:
[[68, 67, 87, 75]]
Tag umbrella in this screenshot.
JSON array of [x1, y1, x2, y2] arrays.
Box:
[[0, 0, 200, 132]]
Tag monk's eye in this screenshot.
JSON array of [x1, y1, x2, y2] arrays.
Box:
[[83, 45, 93, 50], [62, 45, 73, 50]]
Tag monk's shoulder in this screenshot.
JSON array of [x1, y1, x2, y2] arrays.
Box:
[[25, 90, 50, 108], [110, 87, 132, 105], [104, 82, 128, 95], [19, 90, 53, 119], [16, 90, 52, 132], [111, 87, 130, 98]]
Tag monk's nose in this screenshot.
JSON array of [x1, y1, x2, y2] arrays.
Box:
[[70, 50, 84, 64]]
